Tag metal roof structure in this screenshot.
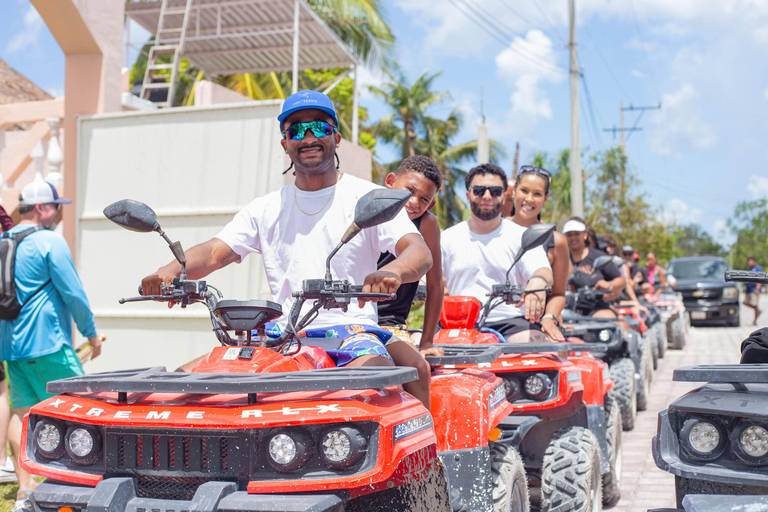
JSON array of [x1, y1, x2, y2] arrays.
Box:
[[125, 0, 358, 76]]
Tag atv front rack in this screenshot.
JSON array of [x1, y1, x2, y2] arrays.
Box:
[[47, 366, 418, 404], [426, 345, 502, 365], [673, 364, 768, 384], [498, 341, 610, 354]]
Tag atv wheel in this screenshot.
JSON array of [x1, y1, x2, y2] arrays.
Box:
[[654, 322, 666, 359], [346, 461, 451, 512], [491, 442, 530, 512], [541, 427, 602, 512], [648, 332, 659, 370], [636, 334, 653, 412], [675, 476, 768, 508], [601, 393, 622, 508], [609, 358, 636, 431], [728, 315, 741, 327], [669, 317, 685, 350]]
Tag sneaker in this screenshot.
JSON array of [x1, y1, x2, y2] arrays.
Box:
[[0, 458, 17, 483], [13, 490, 32, 512]]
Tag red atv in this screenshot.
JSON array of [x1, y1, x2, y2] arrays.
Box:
[[432, 224, 621, 511], [19, 195, 512, 512]]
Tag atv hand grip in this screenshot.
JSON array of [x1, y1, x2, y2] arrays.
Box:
[[349, 285, 396, 300], [725, 270, 768, 284]]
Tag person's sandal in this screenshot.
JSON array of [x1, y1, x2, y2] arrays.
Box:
[[13, 489, 33, 512]]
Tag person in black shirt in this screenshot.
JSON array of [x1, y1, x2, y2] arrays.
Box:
[[377, 156, 444, 409], [563, 217, 625, 318], [623, 245, 647, 296]]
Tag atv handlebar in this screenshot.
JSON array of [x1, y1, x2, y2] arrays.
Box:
[[725, 270, 768, 284]]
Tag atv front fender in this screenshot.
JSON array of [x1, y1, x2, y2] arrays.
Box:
[[27, 479, 345, 512]]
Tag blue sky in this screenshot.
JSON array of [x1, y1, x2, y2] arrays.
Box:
[[2, 0, 768, 245]]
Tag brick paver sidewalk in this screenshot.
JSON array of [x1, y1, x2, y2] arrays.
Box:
[[610, 297, 763, 511]]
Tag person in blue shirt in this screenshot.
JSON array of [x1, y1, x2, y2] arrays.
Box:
[[2, 181, 103, 499], [743, 256, 763, 325]]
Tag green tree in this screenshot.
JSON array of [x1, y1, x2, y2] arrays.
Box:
[[675, 224, 725, 257], [727, 199, 768, 268]]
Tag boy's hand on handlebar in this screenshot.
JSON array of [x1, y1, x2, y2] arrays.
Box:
[[517, 290, 546, 323], [141, 268, 176, 296], [358, 271, 402, 307]]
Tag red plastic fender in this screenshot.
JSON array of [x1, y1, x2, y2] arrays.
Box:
[[567, 355, 610, 406], [430, 368, 512, 452], [434, 328, 499, 345], [440, 296, 483, 329]]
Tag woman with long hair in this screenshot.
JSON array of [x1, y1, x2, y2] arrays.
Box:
[[507, 165, 569, 341]]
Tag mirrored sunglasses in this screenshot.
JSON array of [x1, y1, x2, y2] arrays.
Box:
[[471, 185, 504, 197], [519, 165, 552, 179], [282, 121, 337, 141]]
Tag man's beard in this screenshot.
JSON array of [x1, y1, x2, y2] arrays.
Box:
[[470, 200, 502, 221]]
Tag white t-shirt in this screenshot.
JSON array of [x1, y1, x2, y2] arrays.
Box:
[[441, 219, 551, 322], [216, 174, 420, 329]]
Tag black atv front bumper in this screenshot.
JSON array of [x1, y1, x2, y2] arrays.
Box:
[[653, 409, 768, 488], [27, 479, 344, 512]]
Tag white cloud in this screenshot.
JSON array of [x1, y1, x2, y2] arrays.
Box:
[[747, 174, 768, 199], [44, 87, 64, 98], [711, 218, 735, 247], [661, 198, 702, 226], [646, 83, 716, 158], [355, 66, 386, 100], [495, 30, 565, 124], [5, 5, 43, 54], [631, 70, 644, 78]]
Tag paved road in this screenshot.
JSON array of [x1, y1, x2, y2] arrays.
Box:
[[611, 296, 765, 512]]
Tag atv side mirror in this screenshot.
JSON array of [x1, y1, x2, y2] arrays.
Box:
[[325, 189, 411, 283], [104, 199, 161, 233], [505, 223, 556, 285], [103, 199, 188, 277], [593, 255, 614, 270]]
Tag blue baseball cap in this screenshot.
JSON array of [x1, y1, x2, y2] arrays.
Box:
[[278, 90, 338, 128]]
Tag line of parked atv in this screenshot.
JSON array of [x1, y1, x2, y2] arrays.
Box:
[[17, 193, 693, 512]]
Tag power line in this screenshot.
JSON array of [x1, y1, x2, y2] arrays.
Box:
[[628, 0, 661, 99], [582, 25, 631, 100], [526, 0, 568, 45], [580, 72, 604, 151], [445, 0, 566, 75]]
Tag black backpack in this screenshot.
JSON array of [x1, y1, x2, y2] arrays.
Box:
[[0, 226, 48, 321]]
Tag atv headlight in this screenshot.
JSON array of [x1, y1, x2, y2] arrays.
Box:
[[722, 287, 738, 299], [65, 425, 102, 464], [598, 329, 612, 342], [503, 376, 522, 402], [266, 430, 313, 471], [320, 427, 366, 469], [680, 417, 726, 461], [731, 422, 768, 465], [34, 419, 65, 460], [524, 373, 552, 400]]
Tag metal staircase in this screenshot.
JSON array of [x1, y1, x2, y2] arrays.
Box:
[[139, 0, 193, 108]]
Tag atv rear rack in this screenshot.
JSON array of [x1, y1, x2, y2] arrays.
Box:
[[673, 364, 768, 384], [498, 341, 610, 354], [426, 345, 502, 365], [47, 366, 418, 404]]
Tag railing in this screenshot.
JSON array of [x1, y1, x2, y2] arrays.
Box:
[[0, 98, 64, 213]]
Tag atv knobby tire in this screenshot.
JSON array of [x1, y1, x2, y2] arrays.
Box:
[[669, 317, 685, 350], [541, 427, 602, 512], [636, 334, 653, 412], [609, 357, 637, 431], [601, 393, 622, 508], [675, 476, 768, 508], [346, 460, 451, 512], [491, 442, 530, 512], [653, 322, 666, 359], [649, 332, 659, 370]]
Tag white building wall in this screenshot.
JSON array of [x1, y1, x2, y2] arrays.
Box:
[[76, 100, 287, 372]]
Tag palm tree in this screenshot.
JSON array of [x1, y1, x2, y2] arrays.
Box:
[[368, 71, 448, 159]]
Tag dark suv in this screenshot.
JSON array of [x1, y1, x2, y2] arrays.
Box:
[[667, 257, 740, 327]]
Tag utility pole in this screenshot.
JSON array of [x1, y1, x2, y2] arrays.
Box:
[[477, 86, 490, 164], [568, 0, 582, 217]]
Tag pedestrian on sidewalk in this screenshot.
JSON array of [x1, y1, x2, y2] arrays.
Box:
[[0, 204, 16, 482], [1, 181, 104, 506], [743, 256, 763, 326]]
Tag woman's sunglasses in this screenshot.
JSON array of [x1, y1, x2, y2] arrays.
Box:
[[282, 121, 337, 141], [519, 165, 552, 179], [471, 185, 504, 197]]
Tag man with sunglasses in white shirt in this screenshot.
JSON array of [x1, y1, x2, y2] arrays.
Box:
[[142, 90, 432, 375], [441, 163, 553, 342]]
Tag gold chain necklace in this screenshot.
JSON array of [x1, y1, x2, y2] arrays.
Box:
[[293, 173, 341, 216]]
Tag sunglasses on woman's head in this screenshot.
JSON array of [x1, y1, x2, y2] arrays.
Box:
[[471, 185, 504, 197], [282, 121, 337, 141], [519, 165, 552, 179]]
